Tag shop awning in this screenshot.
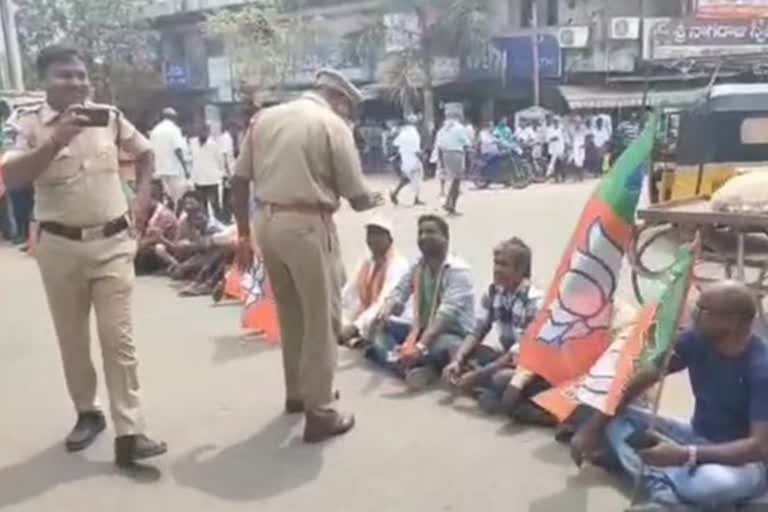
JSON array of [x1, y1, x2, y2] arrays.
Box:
[[558, 85, 706, 110]]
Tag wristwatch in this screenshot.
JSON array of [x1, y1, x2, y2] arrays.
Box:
[[685, 445, 698, 469], [415, 342, 429, 356]]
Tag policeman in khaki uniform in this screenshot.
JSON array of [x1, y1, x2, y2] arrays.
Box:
[[2, 45, 166, 467], [232, 69, 383, 443]]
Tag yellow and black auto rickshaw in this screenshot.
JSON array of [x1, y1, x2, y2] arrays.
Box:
[[654, 83, 768, 204]]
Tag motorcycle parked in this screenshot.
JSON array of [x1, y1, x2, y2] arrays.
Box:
[[472, 145, 531, 190]]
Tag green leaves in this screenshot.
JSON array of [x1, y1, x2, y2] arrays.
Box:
[[15, 0, 158, 98]]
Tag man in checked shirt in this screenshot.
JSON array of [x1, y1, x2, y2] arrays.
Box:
[[443, 238, 544, 407]]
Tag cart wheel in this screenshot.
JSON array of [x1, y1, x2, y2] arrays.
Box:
[[629, 224, 681, 305]]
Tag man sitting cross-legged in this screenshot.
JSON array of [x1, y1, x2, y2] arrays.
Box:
[[366, 215, 475, 391], [339, 216, 410, 348], [570, 281, 768, 511], [442, 237, 543, 403]]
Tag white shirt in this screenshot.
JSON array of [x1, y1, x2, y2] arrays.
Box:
[[547, 126, 564, 155], [393, 125, 422, 173], [436, 120, 471, 152], [593, 126, 611, 149], [217, 131, 235, 177], [149, 119, 187, 178], [464, 123, 476, 145], [342, 250, 410, 339], [479, 128, 499, 155], [190, 137, 226, 186]]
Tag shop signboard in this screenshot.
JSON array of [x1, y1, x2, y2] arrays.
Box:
[[648, 17, 768, 59]]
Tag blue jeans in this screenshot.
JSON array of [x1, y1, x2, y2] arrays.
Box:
[[366, 319, 462, 375], [606, 407, 767, 507]]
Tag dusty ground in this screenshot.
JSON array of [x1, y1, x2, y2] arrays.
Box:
[[0, 177, 694, 512]]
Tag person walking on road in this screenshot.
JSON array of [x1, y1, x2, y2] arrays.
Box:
[[231, 68, 383, 443], [389, 114, 424, 206], [436, 113, 471, 216], [1, 45, 167, 468], [149, 107, 189, 207]]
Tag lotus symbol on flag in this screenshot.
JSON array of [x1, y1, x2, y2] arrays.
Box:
[[538, 219, 623, 347]]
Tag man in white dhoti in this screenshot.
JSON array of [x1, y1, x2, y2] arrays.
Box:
[[389, 115, 425, 206]]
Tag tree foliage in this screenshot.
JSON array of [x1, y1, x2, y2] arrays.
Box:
[[204, 0, 334, 94], [371, 0, 489, 131], [14, 0, 160, 101]]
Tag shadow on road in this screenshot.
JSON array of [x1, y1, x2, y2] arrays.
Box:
[[0, 444, 159, 509], [527, 467, 630, 512], [211, 333, 277, 363], [171, 414, 324, 502]]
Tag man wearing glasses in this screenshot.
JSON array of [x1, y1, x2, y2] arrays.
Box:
[[570, 281, 768, 510]]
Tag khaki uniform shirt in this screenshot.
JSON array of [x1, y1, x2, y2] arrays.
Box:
[[3, 102, 151, 226], [234, 92, 369, 210]]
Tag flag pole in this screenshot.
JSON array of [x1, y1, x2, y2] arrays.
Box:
[[629, 231, 701, 507]]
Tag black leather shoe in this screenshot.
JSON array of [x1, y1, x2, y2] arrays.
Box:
[[65, 411, 106, 452], [114, 434, 167, 468]]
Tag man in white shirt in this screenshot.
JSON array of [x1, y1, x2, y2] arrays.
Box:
[[149, 108, 189, 205], [339, 216, 410, 348], [190, 123, 226, 220], [389, 115, 425, 206], [592, 116, 612, 174], [547, 117, 566, 181], [437, 114, 472, 215]]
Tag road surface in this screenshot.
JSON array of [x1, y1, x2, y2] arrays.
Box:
[[0, 178, 693, 511]]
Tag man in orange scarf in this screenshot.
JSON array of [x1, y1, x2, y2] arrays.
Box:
[[367, 215, 475, 390], [339, 216, 409, 347]]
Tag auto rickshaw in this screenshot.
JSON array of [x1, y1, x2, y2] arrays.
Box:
[[653, 83, 768, 204]]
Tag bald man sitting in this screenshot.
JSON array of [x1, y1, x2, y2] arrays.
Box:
[[570, 281, 768, 511]]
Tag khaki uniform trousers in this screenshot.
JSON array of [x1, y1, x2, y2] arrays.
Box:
[[36, 229, 144, 436], [255, 210, 343, 410]]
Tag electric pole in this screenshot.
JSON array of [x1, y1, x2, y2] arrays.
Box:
[[531, 0, 540, 106]]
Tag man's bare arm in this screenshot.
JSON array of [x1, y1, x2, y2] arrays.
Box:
[[174, 148, 189, 178], [134, 150, 154, 196], [231, 175, 251, 239], [696, 422, 768, 466]]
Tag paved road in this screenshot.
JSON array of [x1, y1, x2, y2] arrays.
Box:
[[0, 178, 691, 512]]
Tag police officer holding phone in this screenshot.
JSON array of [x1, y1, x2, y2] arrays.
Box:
[[2, 45, 166, 468]]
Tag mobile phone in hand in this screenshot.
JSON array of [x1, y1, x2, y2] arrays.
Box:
[[73, 107, 110, 127], [625, 428, 661, 450]]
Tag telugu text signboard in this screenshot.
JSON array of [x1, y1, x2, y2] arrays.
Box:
[[649, 17, 768, 59]]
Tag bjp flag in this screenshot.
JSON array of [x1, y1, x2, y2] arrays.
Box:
[[518, 112, 659, 387], [534, 245, 694, 420]]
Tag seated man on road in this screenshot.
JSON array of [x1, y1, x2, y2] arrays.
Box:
[[339, 216, 409, 348], [570, 281, 768, 511], [163, 190, 225, 282], [487, 300, 638, 427], [134, 180, 180, 275], [442, 237, 543, 398], [367, 215, 475, 391]]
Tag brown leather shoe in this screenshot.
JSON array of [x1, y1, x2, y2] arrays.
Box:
[[286, 390, 340, 415], [303, 408, 355, 444], [285, 399, 304, 414]]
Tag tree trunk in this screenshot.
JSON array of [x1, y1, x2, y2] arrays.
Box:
[[416, 8, 436, 144]]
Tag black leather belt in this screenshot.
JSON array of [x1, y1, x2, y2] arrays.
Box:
[[39, 216, 129, 241]]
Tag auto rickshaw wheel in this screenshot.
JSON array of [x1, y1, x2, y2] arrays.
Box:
[[630, 223, 735, 306], [629, 224, 678, 305]]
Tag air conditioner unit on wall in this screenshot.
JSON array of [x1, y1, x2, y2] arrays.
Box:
[[610, 17, 640, 40], [559, 26, 590, 48]]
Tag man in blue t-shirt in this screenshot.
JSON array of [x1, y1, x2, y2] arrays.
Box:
[[570, 281, 768, 510]]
